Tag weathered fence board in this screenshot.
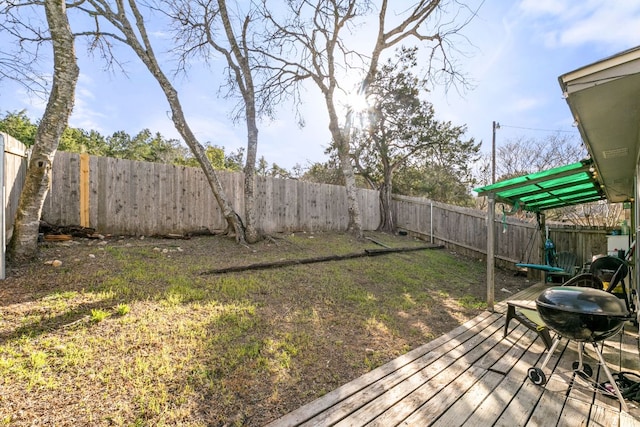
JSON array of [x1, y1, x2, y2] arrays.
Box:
[[2, 133, 28, 241], [392, 194, 607, 272], [40, 152, 607, 269]]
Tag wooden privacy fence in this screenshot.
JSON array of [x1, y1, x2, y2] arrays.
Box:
[[392, 194, 607, 271], [43, 152, 380, 236], [41, 151, 607, 270]]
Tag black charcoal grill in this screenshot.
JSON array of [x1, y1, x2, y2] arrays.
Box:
[[537, 286, 630, 341], [527, 286, 633, 411]]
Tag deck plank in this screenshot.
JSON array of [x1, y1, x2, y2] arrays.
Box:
[[465, 331, 544, 425], [558, 396, 592, 426], [428, 370, 504, 427], [406, 326, 536, 426], [364, 320, 507, 426], [266, 282, 640, 427], [589, 404, 621, 427], [310, 355, 456, 427], [297, 314, 503, 426], [524, 339, 582, 426], [563, 343, 599, 407], [396, 366, 488, 426], [621, 411, 640, 427], [266, 311, 496, 427], [489, 334, 566, 426]]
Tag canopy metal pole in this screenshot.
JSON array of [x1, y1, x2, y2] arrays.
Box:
[[630, 165, 640, 324], [487, 193, 495, 311]]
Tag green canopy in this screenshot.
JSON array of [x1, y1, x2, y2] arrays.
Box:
[[474, 159, 606, 212]]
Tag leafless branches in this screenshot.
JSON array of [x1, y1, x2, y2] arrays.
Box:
[[67, 0, 249, 241], [496, 134, 586, 180], [0, 0, 52, 96], [255, 0, 479, 235]]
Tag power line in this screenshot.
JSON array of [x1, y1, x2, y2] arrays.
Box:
[[498, 124, 578, 134]]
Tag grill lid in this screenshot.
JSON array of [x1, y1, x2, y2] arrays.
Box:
[[536, 286, 628, 317]]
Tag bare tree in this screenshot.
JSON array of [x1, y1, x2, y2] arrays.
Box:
[[160, 0, 265, 243], [261, 0, 476, 238], [4, 0, 79, 261], [496, 134, 586, 181], [556, 201, 624, 227], [76, 0, 248, 242]]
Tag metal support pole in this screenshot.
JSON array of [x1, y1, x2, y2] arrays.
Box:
[[630, 160, 640, 322], [487, 193, 495, 311]]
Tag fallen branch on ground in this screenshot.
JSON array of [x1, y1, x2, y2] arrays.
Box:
[[201, 244, 444, 275]]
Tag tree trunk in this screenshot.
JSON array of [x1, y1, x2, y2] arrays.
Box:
[[215, 0, 261, 243], [8, 0, 79, 262], [243, 116, 260, 243], [327, 104, 363, 238], [378, 174, 394, 232], [161, 81, 246, 243], [114, 0, 247, 242]]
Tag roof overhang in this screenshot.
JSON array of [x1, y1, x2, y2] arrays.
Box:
[[474, 159, 605, 212], [558, 46, 640, 203]]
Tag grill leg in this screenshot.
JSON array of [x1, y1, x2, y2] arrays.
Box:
[[576, 342, 585, 370], [539, 336, 562, 372], [591, 341, 629, 412]]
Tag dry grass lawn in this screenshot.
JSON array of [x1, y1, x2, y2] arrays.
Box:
[[0, 231, 531, 426]]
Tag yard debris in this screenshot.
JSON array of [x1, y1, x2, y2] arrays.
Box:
[[365, 236, 391, 248], [44, 234, 72, 242], [154, 229, 215, 240], [203, 244, 444, 274], [164, 233, 191, 239], [44, 259, 63, 267], [39, 220, 97, 239]]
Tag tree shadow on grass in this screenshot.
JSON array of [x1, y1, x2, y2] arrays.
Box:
[[0, 297, 121, 345]]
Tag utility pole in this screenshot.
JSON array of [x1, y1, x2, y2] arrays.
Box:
[[492, 121, 500, 183]]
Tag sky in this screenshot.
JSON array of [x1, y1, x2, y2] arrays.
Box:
[[2, 1, 640, 171]]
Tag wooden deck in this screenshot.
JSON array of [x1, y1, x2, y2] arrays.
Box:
[[267, 282, 640, 426]]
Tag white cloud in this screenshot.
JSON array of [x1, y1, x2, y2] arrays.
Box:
[[519, 0, 567, 16], [518, 1, 640, 49], [3, 85, 47, 116], [183, 115, 244, 149], [68, 73, 109, 132], [512, 97, 542, 112], [558, 6, 640, 48]]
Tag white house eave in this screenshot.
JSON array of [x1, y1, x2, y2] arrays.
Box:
[[559, 46, 640, 95]]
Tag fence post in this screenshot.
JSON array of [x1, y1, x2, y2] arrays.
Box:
[[80, 153, 90, 227], [430, 202, 434, 244]]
